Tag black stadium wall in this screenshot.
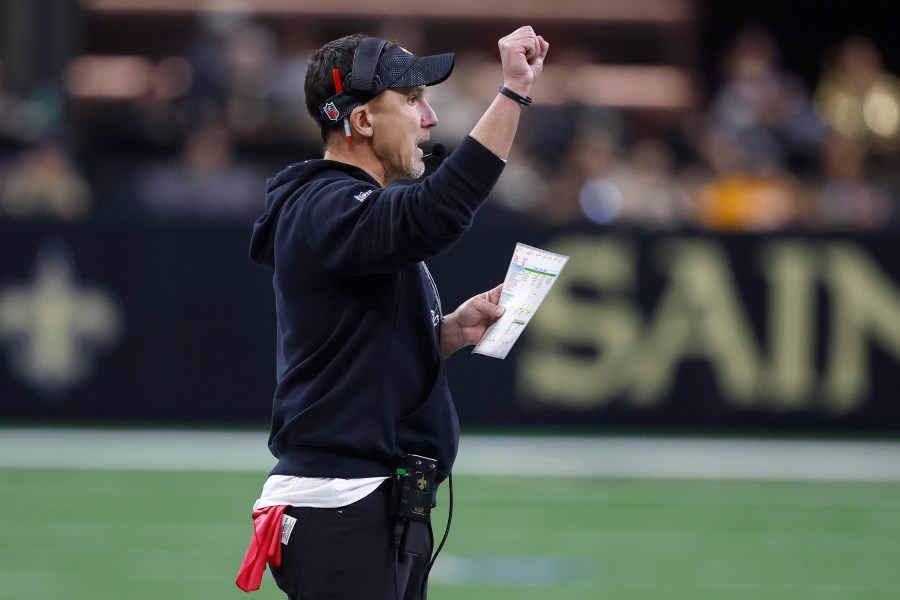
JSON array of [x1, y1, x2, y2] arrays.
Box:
[[2, 208, 899, 432]]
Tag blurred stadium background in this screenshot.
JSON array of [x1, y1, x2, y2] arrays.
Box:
[[2, 0, 900, 598]]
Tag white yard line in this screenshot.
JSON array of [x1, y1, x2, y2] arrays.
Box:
[[1, 427, 900, 481]]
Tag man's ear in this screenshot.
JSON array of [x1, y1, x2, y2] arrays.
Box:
[[349, 104, 375, 140]]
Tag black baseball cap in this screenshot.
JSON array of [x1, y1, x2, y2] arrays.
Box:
[[315, 38, 455, 128]]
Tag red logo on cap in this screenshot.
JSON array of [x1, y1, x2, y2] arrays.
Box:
[[324, 102, 340, 121]]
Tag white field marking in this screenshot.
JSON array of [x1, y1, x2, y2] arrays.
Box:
[[429, 554, 591, 586], [1, 428, 900, 481]]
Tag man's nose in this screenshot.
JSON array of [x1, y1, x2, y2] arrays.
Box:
[[422, 99, 439, 128]]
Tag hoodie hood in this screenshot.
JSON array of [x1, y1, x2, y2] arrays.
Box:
[[249, 159, 378, 267]]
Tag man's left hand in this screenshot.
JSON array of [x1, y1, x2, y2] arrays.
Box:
[[440, 283, 505, 358]]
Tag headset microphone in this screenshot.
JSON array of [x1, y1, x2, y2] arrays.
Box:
[[423, 144, 446, 160]]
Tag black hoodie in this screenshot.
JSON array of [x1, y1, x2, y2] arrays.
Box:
[[250, 136, 505, 479]]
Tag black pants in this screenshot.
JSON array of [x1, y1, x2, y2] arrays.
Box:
[[269, 480, 434, 600]]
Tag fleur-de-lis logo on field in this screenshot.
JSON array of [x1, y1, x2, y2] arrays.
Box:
[[0, 241, 123, 398]]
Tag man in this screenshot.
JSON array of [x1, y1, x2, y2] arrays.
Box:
[[237, 26, 549, 599]]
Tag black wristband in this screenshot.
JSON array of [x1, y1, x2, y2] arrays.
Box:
[[498, 85, 533, 106]]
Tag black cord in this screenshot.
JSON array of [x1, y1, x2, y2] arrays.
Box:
[[394, 521, 404, 600], [420, 473, 453, 599]]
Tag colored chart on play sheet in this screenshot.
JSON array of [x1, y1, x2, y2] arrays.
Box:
[[474, 243, 569, 359]]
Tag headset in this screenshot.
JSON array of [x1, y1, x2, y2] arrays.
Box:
[[346, 37, 389, 94], [315, 37, 390, 129]]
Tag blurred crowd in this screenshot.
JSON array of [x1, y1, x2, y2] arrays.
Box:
[[1, 14, 899, 232], [504, 24, 900, 232]]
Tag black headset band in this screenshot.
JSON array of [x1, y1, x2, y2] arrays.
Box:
[[348, 37, 388, 93]]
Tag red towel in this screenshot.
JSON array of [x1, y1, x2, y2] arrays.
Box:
[[235, 505, 289, 592]]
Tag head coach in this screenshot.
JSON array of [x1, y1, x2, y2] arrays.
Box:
[[237, 26, 549, 600]]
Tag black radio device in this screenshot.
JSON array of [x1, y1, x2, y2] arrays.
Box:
[[391, 454, 438, 522]]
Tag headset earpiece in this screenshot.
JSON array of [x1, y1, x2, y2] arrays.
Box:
[[348, 37, 388, 93]]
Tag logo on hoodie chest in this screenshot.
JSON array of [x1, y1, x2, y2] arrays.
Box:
[[354, 189, 375, 203]]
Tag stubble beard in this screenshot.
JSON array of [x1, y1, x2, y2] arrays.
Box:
[[407, 156, 425, 180]]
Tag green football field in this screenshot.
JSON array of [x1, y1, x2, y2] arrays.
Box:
[[2, 467, 899, 600]]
